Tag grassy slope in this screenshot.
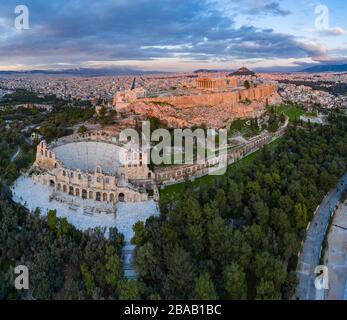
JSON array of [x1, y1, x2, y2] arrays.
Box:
[[272, 104, 305, 121]]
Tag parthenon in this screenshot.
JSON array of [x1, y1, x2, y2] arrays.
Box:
[[195, 77, 238, 91]]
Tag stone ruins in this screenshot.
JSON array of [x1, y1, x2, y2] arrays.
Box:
[[195, 76, 238, 91], [32, 134, 159, 204], [154, 125, 286, 186], [114, 77, 281, 128]]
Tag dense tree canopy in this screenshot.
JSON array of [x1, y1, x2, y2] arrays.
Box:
[[134, 113, 347, 299], [0, 190, 125, 299]]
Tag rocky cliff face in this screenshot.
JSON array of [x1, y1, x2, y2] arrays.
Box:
[[127, 88, 282, 128]]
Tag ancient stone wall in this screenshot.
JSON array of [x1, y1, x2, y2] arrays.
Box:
[[154, 130, 278, 185], [36, 141, 56, 170], [142, 84, 276, 108], [50, 130, 117, 148], [33, 173, 148, 203]]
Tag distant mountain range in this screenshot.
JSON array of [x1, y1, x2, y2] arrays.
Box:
[[5, 64, 347, 76], [0, 67, 164, 76], [300, 64, 347, 73], [193, 67, 256, 76], [193, 69, 234, 73]]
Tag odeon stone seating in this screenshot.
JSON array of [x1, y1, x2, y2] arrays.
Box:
[[53, 141, 123, 174]]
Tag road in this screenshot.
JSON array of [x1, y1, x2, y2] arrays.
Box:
[[323, 201, 347, 300], [296, 172, 347, 300]]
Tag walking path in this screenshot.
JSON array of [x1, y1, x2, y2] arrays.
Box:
[[122, 243, 137, 279], [296, 173, 347, 300], [10, 146, 21, 162]]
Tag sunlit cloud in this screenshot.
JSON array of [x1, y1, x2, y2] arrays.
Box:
[[0, 0, 345, 71]]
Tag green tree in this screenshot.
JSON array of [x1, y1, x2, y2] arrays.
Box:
[[227, 181, 242, 216], [104, 245, 122, 288], [207, 216, 232, 267], [186, 223, 204, 258], [192, 272, 218, 300], [47, 210, 58, 231], [162, 245, 195, 299], [223, 263, 247, 300], [256, 280, 278, 300], [294, 203, 308, 230], [132, 221, 146, 246], [135, 242, 162, 283], [117, 279, 142, 300], [57, 217, 71, 237], [80, 263, 95, 298]]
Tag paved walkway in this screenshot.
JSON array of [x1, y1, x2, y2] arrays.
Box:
[[10, 146, 21, 162], [296, 173, 347, 300], [122, 242, 137, 279]]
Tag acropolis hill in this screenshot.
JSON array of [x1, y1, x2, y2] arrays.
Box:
[[113, 73, 281, 128]]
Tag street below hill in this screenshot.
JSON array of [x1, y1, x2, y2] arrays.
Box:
[[296, 173, 347, 300]]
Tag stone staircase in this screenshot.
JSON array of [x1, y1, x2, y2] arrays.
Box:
[[122, 243, 137, 279]]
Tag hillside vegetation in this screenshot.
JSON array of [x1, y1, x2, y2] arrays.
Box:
[[134, 112, 347, 299]]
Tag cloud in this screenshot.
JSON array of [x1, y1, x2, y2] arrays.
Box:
[[246, 1, 292, 16], [206, 0, 291, 18], [0, 0, 342, 70], [294, 40, 328, 60], [318, 27, 346, 36]]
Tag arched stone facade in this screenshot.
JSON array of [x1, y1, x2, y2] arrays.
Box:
[[33, 134, 159, 203]]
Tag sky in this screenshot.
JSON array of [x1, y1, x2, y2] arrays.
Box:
[[0, 0, 346, 72]]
